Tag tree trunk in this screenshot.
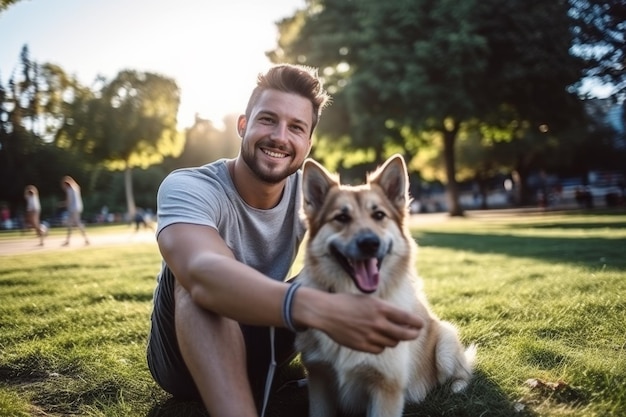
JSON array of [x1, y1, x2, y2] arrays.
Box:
[[124, 163, 136, 221], [443, 126, 464, 217], [513, 154, 534, 206], [474, 171, 489, 210]]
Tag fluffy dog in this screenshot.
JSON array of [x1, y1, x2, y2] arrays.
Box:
[[295, 154, 475, 417]]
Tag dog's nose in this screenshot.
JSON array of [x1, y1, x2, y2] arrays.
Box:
[[357, 233, 380, 257]]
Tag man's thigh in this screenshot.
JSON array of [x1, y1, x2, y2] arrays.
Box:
[[147, 268, 297, 403]]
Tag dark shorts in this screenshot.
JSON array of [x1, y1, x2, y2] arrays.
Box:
[[146, 266, 297, 406]]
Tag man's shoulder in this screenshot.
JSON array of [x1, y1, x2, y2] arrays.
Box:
[[168, 159, 229, 178], [162, 159, 232, 188]]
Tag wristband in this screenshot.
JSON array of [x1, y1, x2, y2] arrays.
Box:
[[282, 282, 306, 332]]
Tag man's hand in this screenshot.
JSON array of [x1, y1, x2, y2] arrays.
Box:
[[295, 289, 424, 353]]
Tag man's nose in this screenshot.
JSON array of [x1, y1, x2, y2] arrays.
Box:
[[270, 122, 289, 141]]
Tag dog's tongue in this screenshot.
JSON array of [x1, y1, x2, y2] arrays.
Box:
[[353, 258, 379, 293]]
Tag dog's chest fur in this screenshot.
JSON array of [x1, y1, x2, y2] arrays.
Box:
[[295, 261, 427, 398]]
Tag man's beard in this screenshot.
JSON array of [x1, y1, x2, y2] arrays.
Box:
[[241, 145, 299, 184]]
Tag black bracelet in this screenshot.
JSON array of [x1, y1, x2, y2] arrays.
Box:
[[282, 282, 306, 332]]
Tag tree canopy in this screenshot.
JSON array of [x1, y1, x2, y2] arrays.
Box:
[[1, 47, 184, 217], [79, 70, 182, 170], [269, 0, 585, 214], [2, 2, 622, 220], [63, 70, 183, 215], [570, 0, 626, 101], [0, 0, 22, 12]]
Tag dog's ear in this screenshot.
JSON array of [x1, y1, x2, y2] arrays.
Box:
[[369, 154, 408, 211], [302, 158, 339, 215]]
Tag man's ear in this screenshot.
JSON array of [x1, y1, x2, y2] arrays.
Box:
[[237, 115, 247, 137]]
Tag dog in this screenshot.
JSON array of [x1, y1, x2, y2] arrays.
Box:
[[295, 154, 476, 417]]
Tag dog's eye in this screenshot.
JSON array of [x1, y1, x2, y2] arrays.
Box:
[[372, 210, 386, 220], [334, 213, 351, 223]]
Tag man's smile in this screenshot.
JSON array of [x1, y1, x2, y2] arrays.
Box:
[[261, 148, 289, 158]]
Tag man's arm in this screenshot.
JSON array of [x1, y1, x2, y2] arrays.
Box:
[[158, 222, 424, 353], [158, 223, 287, 327]]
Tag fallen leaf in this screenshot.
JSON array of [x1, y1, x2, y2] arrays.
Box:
[[525, 378, 569, 391]]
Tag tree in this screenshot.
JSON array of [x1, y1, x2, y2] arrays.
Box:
[[174, 114, 239, 169], [570, 0, 626, 102], [56, 70, 184, 217], [472, 0, 585, 204], [0, 46, 88, 210], [270, 0, 583, 214], [0, 0, 22, 12]]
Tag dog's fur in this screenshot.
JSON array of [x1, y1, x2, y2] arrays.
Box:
[[295, 154, 476, 417]]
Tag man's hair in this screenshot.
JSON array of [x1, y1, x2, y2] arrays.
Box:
[[245, 64, 331, 135]]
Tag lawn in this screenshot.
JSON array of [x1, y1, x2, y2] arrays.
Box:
[[0, 211, 625, 416]]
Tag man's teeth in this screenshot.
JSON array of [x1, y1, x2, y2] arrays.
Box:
[[263, 150, 287, 158]]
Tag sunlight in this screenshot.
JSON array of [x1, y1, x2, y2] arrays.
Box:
[[0, 0, 305, 129]]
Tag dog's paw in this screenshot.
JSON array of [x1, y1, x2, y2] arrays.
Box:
[[450, 378, 469, 393]]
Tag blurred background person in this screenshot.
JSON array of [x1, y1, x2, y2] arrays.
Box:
[[0, 203, 11, 230], [60, 176, 90, 246], [133, 207, 154, 232], [24, 185, 47, 246]]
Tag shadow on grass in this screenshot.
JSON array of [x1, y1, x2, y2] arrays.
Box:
[[404, 370, 533, 417], [416, 231, 626, 270], [146, 370, 530, 417], [147, 397, 208, 417], [530, 221, 626, 230], [146, 364, 309, 417], [146, 383, 308, 417]]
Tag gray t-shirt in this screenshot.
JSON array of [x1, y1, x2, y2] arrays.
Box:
[[156, 159, 305, 282]]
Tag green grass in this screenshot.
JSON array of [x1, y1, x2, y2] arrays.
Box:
[[1, 211, 625, 416]]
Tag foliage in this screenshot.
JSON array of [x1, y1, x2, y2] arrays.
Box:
[[57, 69, 183, 216], [0, 45, 185, 218], [1, 213, 625, 416], [0, 46, 90, 213], [569, 0, 626, 101], [0, 0, 21, 12], [56, 69, 184, 171], [173, 114, 240, 169], [1, 0, 623, 219], [269, 0, 585, 214]]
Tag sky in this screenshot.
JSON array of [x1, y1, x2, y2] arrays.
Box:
[[0, 0, 305, 129]]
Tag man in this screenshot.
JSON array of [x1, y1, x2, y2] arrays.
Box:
[[147, 64, 423, 417]]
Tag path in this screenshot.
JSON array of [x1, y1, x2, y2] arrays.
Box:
[[0, 207, 580, 257], [0, 228, 157, 257]]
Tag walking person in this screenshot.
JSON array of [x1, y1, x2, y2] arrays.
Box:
[[133, 208, 154, 232], [146, 64, 423, 417], [24, 185, 47, 246], [60, 176, 90, 246]]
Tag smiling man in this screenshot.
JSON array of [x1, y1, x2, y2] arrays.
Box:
[[146, 64, 424, 417]]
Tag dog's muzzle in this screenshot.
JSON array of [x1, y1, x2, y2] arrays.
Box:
[[330, 231, 390, 294]]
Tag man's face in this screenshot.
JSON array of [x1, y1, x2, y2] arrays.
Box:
[[239, 89, 313, 184]]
